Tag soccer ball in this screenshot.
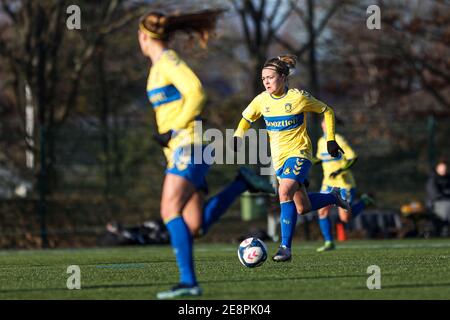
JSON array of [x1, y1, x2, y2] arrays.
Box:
[[237, 237, 268, 268]]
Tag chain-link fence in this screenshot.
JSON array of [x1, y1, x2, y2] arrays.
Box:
[[1, 112, 449, 248]]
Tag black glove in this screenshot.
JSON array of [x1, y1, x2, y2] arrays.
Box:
[[327, 140, 344, 158], [231, 136, 243, 152], [329, 168, 343, 178], [153, 130, 173, 148]]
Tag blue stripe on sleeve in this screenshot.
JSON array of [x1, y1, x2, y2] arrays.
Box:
[[147, 84, 182, 108]]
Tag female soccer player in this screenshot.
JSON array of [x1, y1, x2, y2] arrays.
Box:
[[315, 119, 375, 252], [138, 10, 273, 299], [233, 55, 351, 262]]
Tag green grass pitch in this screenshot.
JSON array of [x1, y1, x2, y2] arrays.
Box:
[[0, 239, 449, 300]]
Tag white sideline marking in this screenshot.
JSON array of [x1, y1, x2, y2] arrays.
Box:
[[196, 242, 450, 252], [325, 243, 450, 249], [1, 242, 449, 256]]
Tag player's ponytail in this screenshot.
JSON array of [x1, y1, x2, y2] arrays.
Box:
[[139, 9, 224, 48], [263, 54, 297, 77], [278, 54, 297, 76]]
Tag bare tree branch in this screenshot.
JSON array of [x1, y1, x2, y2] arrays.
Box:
[[418, 58, 450, 84], [290, 0, 307, 27], [58, 3, 145, 126], [267, 0, 282, 26], [273, 0, 344, 63], [315, 1, 342, 36], [405, 52, 450, 109], [270, 3, 293, 35], [0, 0, 17, 23]]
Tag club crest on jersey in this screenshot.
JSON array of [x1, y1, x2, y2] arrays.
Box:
[[265, 106, 270, 113], [284, 103, 293, 113]]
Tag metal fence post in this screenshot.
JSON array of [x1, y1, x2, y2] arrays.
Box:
[[38, 126, 49, 248]]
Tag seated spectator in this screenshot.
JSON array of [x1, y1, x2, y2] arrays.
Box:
[[426, 159, 450, 236]]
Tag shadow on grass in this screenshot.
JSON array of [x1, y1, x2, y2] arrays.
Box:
[[0, 273, 366, 294], [354, 282, 450, 290], [0, 282, 174, 294]]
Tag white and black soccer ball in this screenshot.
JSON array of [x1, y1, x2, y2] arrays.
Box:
[[237, 237, 268, 268]]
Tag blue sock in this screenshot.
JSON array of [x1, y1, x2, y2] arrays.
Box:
[[351, 200, 366, 218], [280, 201, 297, 248], [202, 179, 247, 234], [166, 216, 196, 286], [309, 193, 337, 210], [319, 216, 333, 242]]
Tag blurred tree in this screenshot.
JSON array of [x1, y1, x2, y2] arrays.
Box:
[[0, 0, 147, 247], [0, 0, 145, 192], [229, 0, 349, 141], [275, 0, 349, 141], [279, 0, 348, 97], [327, 0, 450, 111], [229, 0, 295, 96]]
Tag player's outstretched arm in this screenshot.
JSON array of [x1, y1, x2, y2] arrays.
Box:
[[301, 92, 343, 158], [329, 135, 358, 177], [232, 118, 252, 151], [329, 157, 358, 178], [322, 107, 344, 158]]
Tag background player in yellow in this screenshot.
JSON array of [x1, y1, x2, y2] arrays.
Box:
[[234, 54, 351, 262], [315, 119, 375, 252], [138, 9, 273, 299]]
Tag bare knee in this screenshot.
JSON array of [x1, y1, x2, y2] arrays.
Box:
[[279, 184, 295, 202], [293, 187, 312, 215], [318, 207, 330, 219], [298, 202, 311, 215], [161, 193, 193, 222], [339, 209, 351, 223], [160, 174, 195, 222], [184, 218, 202, 237], [161, 202, 177, 222], [160, 208, 202, 238], [161, 196, 185, 223]]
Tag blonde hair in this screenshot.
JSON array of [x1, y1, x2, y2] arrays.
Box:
[[263, 54, 297, 76], [139, 9, 224, 48]]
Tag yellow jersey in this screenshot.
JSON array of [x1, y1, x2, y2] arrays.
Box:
[[316, 133, 356, 188], [241, 88, 334, 171], [146, 49, 206, 166]]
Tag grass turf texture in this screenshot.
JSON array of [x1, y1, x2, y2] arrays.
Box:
[[0, 239, 449, 300]]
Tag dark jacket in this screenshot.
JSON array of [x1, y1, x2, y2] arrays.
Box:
[[426, 172, 450, 207]]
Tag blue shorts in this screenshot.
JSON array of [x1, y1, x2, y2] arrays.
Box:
[[275, 157, 312, 184], [166, 145, 211, 193], [321, 185, 356, 204]]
